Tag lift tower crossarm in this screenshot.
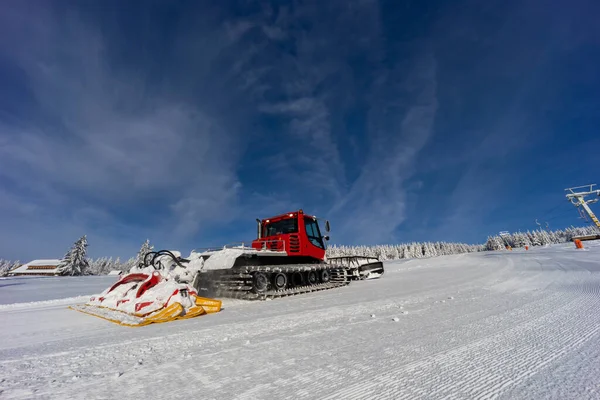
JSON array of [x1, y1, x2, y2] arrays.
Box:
[[565, 184, 600, 229]]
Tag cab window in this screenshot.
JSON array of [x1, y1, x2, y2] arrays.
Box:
[[263, 218, 298, 237], [304, 217, 325, 249]]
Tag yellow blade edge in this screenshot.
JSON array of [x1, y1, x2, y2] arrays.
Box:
[[195, 297, 222, 313], [176, 305, 207, 320], [143, 302, 185, 324]]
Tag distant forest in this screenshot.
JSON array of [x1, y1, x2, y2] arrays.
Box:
[[2, 226, 599, 276]]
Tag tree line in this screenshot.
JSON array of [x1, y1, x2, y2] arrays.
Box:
[[0, 237, 154, 277], [327, 241, 484, 260], [1, 225, 598, 276], [327, 226, 599, 261], [484, 226, 599, 251]]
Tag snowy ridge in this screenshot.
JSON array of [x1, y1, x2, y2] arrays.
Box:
[[0, 296, 91, 311]]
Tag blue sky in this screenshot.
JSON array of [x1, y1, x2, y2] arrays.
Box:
[[1, 0, 599, 260]]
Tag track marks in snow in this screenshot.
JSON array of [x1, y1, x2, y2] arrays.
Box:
[[2, 248, 600, 399], [322, 277, 600, 400]]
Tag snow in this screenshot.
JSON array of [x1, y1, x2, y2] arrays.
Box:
[[0, 296, 92, 311], [1, 243, 600, 399], [200, 248, 253, 271], [0, 275, 117, 305], [200, 248, 245, 271], [364, 271, 382, 279], [200, 247, 287, 271], [15, 259, 62, 267]]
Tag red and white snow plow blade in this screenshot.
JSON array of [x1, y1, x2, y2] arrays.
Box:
[[70, 265, 222, 327]]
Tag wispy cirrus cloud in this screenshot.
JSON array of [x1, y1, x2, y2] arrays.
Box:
[[208, 1, 439, 244], [0, 3, 243, 258], [233, 1, 383, 211], [258, 95, 345, 200], [331, 52, 439, 244]]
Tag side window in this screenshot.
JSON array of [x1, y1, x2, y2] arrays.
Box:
[[305, 221, 315, 237]]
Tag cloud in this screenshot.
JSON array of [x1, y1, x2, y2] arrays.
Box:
[[243, 1, 385, 208], [214, 1, 438, 245], [259, 97, 322, 115], [331, 52, 439, 245], [0, 4, 242, 259], [258, 94, 345, 201], [224, 19, 257, 42]]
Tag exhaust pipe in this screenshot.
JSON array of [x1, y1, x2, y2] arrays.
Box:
[[256, 219, 262, 239]]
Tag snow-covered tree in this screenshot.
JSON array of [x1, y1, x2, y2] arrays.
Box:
[[326, 224, 600, 263], [422, 243, 431, 258], [121, 257, 136, 272], [57, 235, 90, 276], [1, 260, 11, 276], [485, 236, 504, 251], [89, 257, 105, 275], [401, 245, 410, 259], [134, 239, 154, 268]]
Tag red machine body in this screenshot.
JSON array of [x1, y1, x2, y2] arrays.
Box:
[[251, 209, 327, 261]]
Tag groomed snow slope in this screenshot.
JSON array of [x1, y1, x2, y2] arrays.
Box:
[[1, 243, 600, 399]]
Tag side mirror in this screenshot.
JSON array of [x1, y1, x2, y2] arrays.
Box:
[[325, 220, 330, 232], [323, 235, 330, 241]]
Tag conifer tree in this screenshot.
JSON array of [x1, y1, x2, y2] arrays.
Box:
[[57, 235, 90, 276], [134, 239, 154, 267]]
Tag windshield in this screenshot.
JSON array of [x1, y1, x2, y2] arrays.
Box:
[[263, 218, 298, 237], [304, 217, 325, 249]]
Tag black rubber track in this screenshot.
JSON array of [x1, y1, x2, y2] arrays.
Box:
[[196, 263, 349, 300]]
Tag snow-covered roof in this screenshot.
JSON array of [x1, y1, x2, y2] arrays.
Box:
[[9, 259, 62, 275]]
